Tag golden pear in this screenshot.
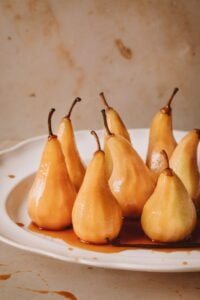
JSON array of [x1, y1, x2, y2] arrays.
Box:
[[28, 109, 77, 230], [57, 97, 86, 192], [146, 88, 179, 173], [72, 131, 122, 244], [170, 129, 200, 207], [141, 168, 197, 242], [101, 110, 156, 218], [100, 92, 131, 178]]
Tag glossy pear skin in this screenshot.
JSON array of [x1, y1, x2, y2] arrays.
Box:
[[104, 107, 131, 178], [57, 118, 86, 191], [146, 107, 177, 172], [141, 169, 197, 242], [106, 108, 131, 142], [72, 150, 122, 244], [28, 137, 77, 230], [169, 129, 200, 206], [108, 135, 156, 218]]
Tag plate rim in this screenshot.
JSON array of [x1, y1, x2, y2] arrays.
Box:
[[1, 129, 200, 273]]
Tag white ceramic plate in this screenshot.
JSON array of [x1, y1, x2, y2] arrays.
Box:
[[1, 129, 200, 272]]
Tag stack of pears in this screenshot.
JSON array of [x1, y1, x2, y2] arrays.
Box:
[[142, 89, 199, 242], [27, 89, 200, 246]]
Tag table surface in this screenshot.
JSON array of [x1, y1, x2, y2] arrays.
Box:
[[1, 140, 200, 300]]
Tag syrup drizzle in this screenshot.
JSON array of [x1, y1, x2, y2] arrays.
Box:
[[112, 219, 200, 250], [16, 222, 24, 228], [8, 174, 15, 179], [16, 287, 77, 299], [28, 219, 200, 253]]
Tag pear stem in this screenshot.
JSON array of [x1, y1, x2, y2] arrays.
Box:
[[163, 168, 173, 176], [167, 87, 179, 109], [91, 130, 101, 151], [194, 128, 200, 139], [101, 109, 114, 136], [66, 97, 81, 119], [100, 92, 111, 109], [48, 108, 56, 137], [161, 87, 179, 114]]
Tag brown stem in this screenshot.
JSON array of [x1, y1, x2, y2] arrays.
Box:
[[99, 92, 111, 109], [101, 109, 114, 136], [48, 108, 56, 137], [163, 167, 173, 177], [194, 128, 200, 139], [167, 87, 179, 109], [91, 130, 101, 151], [65, 97, 81, 119], [161, 87, 179, 114]]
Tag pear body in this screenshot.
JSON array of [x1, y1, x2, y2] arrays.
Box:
[[57, 118, 86, 191], [106, 108, 131, 141], [169, 129, 200, 206], [72, 150, 122, 244], [108, 135, 156, 218], [28, 137, 77, 230], [104, 108, 131, 178], [146, 110, 177, 172], [141, 169, 197, 242]]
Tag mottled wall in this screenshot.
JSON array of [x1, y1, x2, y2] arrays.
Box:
[[0, 0, 200, 141]]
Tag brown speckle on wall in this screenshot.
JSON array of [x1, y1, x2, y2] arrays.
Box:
[[57, 43, 75, 68], [115, 39, 133, 60]]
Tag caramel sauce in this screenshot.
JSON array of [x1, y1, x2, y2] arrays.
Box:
[[8, 174, 15, 178], [55, 291, 77, 300], [0, 274, 11, 280], [28, 223, 126, 253], [28, 219, 200, 253], [16, 222, 24, 227], [17, 288, 77, 299]]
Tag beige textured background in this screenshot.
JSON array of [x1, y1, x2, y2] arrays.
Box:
[[0, 0, 200, 142]]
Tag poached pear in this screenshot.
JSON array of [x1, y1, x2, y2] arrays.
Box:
[[170, 129, 200, 207], [101, 110, 156, 218], [100, 92, 131, 178], [146, 88, 179, 173], [72, 130, 122, 244], [28, 108, 77, 230], [57, 97, 86, 192], [141, 168, 197, 242]]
